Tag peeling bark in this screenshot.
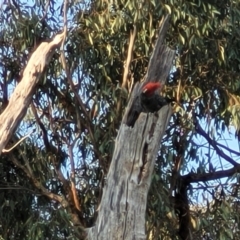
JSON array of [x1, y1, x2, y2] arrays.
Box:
[[88, 15, 175, 240]]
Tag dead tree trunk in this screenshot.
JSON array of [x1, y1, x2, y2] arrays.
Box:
[[88, 15, 175, 240], [0, 33, 64, 154]]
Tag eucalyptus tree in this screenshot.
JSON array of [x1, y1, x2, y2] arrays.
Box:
[[1, 0, 240, 239]]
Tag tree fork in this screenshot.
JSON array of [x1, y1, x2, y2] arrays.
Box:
[[88, 15, 175, 240]]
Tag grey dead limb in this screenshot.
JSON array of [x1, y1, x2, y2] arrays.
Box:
[[88, 15, 175, 240]]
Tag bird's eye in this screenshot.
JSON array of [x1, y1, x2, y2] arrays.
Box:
[[142, 88, 148, 93]]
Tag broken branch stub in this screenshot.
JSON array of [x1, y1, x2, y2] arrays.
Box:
[[123, 15, 175, 127]]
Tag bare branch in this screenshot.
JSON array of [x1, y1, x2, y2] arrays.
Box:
[[69, 141, 81, 211], [122, 25, 137, 89], [195, 121, 238, 167], [0, 32, 65, 154], [214, 140, 240, 157], [182, 164, 240, 184]]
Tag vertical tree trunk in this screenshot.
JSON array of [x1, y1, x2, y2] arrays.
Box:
[[88, 15, 175, 240]]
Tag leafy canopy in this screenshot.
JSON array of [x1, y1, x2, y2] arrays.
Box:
[[1, 0, 240, 239]]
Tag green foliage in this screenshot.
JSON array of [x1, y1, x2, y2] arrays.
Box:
[[1, 0, 240, 239]]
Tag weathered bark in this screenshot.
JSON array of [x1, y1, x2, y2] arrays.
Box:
[[0, 32, 64, 154], [88, 15, 175, 240]]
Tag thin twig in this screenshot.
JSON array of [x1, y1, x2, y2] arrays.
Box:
[[195, 121, 238, 167], [38, 0, 50, 23], [117, 25, 137, 118], [31, 101, 70, 191], [2, 131, 33, 153], [10, 153, 69, 207], [176, 79, 181, 103], [215, 140, 240, 157], [122, 25, 137, 89], [59, 0, 104, 165], [69, 140, 81, 211], [61, 0, 81, 212]]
